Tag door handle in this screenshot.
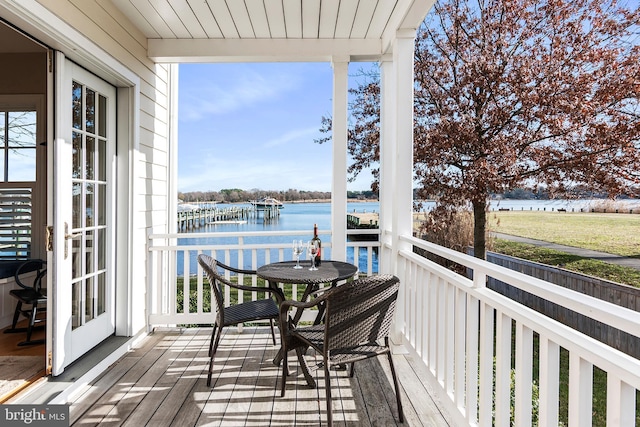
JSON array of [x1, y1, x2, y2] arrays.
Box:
[[64, 222, 80, 259]]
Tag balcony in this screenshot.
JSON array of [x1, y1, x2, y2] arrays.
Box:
[[63, 327, 449, 425], [15, 228, 640, 426]]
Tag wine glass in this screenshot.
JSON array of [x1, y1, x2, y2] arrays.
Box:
[[308, 240, 319, 271], [292, 239, 304, 269]]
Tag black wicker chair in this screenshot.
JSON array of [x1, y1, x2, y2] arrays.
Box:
[[4, 259, 47, 346], [278, 274, 404, 426], [197, 254, 280, 387]]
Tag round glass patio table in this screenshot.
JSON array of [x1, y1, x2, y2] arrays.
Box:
[[257, 260, 358, 290], [257, 260, 358, 369]]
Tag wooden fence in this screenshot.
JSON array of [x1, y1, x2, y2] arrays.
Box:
[[485, 252, 640, 358]]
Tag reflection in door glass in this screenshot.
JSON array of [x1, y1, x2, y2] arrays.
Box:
[[86, 89, 95, 134], [72, 82, 82, 130], [72, 282, 80, 329], [85, 230, 94, 275], [72, 132, 81, 179], [72, 183, 81, 229], [98, 273, 105, 315], [85, 276, 94, 322], [86, 137, 94, 180], [98, 95, 106, 138], [98, 228, 105, 270], [86, 183, 94, 227], [98, 184, 105, 225]]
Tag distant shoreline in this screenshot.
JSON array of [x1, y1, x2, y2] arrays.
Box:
[[214, 199, 379, 205], [288, 199, 378, 203]]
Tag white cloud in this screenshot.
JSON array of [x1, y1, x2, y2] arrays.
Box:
[[263, 127, 319, 148], [179, 66, 302, 122]]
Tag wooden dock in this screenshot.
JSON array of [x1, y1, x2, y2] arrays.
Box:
[[177, 204, 283, 229], [347, 211, 379, 229], [177, 206, 253, 230]]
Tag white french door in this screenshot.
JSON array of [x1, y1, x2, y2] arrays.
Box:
[[52, 56, 116, 373]]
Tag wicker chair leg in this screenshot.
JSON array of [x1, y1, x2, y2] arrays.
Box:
[[207, 326, 223, 387], [324, 360, 333, 426], [349, 362, 355, 378], [269, 319, 276, 345], [280, 346, 289, 397], [385, 343, 404, 423], [208, 324, 218, 357]]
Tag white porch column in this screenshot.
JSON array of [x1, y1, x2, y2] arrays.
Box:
[[392, 30, 416, 262], [379, 54, 395, 275], [331, 57, 349, 262], [390, 29, 417, 343]]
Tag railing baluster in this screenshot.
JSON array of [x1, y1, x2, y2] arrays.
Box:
[[568, 352, 592, 426], [495, 310, 512, 427], [606, 375, 636, 426], [478, 301, 495, 427], [539, 336, 560, 426], [514, 322, 533, 427]]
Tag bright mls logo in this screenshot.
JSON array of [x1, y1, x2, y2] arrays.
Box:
[[1, 405, 68, 426]]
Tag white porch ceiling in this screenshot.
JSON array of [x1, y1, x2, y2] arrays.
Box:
[[111, 0, 435, 62]]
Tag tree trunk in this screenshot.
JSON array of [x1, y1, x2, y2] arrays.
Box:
[[472, 200, 487, 260]]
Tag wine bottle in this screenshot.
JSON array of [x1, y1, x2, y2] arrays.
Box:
[[312, 223, 322, 266]]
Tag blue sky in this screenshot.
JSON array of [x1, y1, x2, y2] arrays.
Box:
[[177, 62, 376, 193]]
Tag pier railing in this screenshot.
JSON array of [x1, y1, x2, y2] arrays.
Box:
[[147, 229, 380, 326]]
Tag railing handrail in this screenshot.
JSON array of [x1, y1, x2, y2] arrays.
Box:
[[402, 234, 640, 341]]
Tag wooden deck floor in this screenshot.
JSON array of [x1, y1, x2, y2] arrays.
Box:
[[68, 328, 451, 427]]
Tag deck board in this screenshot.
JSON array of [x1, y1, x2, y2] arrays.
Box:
[[69, 328, 450, 426]]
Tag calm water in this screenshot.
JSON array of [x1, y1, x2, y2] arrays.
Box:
[[176, 198, 638, 274], [177, 201, 380, 273]]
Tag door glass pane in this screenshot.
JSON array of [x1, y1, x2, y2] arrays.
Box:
[[98, 228, 105, 270], [98, 140, 106, 181], [72, 132, 82, 179], [72, 235, 81, 279], [86, 137, 94, 180], [98, 95, 106, 138], [86, 183, 94, 227], [97, 184, 105, 226], [72, 183, 82, 228], [86, 89, 95, 134], [85, 276, 94, 322], [85, 230, 94, 274], [97, 273, 105, 315], [72, 281, 81, 329], [72, 82, 82, 130]]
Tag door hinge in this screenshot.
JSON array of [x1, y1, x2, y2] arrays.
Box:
[[46, 226, 54, 251], [46, 351, 52, 376]]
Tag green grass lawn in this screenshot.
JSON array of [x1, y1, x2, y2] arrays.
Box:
[[489, 211, 640, 257], [487, 211, 640, 425], [493, 240, 640, 288]]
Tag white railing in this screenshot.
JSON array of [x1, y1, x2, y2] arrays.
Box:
[[147, 229, 380, 325], [148, 228, 640, 425], [394, 233, 640, 427]]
